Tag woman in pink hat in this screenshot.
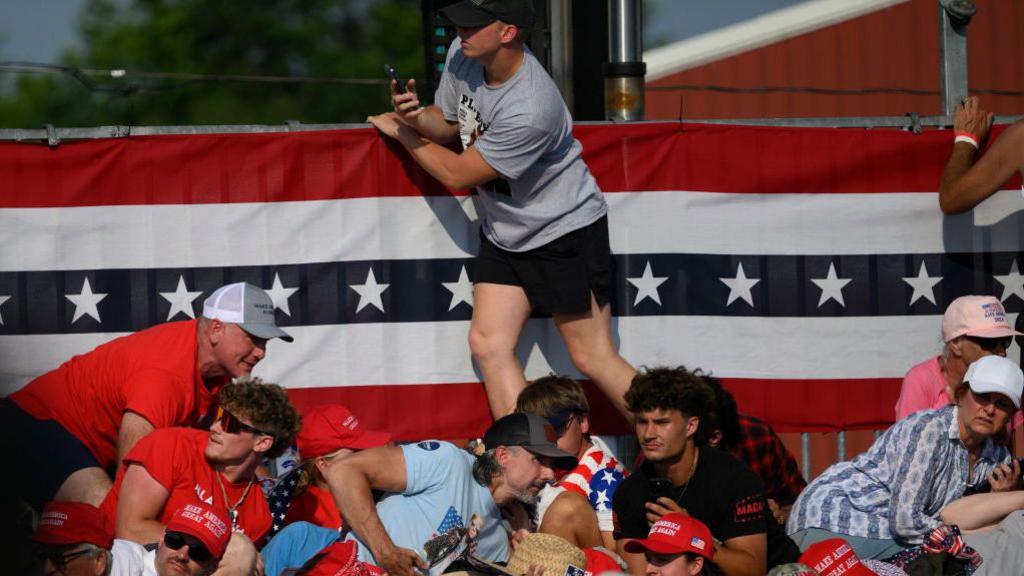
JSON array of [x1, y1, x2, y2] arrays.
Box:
[[895, 295, 1020, 421]]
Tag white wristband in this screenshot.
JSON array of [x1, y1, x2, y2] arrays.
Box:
[[954, 134, 979, 148]]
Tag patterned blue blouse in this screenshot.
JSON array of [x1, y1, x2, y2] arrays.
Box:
[[787, 405, 1009, 544]]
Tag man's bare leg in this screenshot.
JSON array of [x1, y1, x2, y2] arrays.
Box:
[[554, 294, 636, 421], [54, 467, 112, 507], [469, 282, 533, 418]]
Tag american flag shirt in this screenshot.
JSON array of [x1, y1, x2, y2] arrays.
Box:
[[536, 436, 627, 532]]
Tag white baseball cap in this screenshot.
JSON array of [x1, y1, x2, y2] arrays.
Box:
[[202, 282, 293, 342], [964, 355, 1024, 409]]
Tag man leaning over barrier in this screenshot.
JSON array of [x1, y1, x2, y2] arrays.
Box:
[[2, 281, 292, 511], [366, 0, 636, 421]]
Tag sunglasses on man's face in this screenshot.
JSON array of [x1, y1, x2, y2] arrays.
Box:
[[37, 547, 94, 573], [966, 336, 1013, 352], [163, 530, 213, 564], [215, 406, 270, 436]]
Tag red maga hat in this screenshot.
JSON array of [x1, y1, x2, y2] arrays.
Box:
[[799, 538, 875, 576], [297, 404, 392, 458], [623, 513, 714, 560], [33, 501, 113, 549], [165, 504, 232, 560]]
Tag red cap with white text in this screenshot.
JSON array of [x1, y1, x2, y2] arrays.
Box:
[[623, 513, 714, 560]]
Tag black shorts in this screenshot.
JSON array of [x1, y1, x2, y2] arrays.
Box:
[[475, 215, 612, 315], [0, 400, 101, 511]]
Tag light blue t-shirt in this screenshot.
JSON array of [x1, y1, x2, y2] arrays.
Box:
[[346, 441, 509, 575]]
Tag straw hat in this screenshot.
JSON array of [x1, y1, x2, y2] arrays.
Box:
[[507, 533, 587, 576]]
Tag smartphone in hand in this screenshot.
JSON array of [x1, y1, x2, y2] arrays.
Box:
[[646, 477, 676, 504], [384, 64, 407, 94]]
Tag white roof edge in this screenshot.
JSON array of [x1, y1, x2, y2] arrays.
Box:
[[644, 0, 910, 82]]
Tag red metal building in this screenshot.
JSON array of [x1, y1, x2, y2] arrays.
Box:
[[645, 0, 1024, 120]]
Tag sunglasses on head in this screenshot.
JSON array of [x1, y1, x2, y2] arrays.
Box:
[[215, 406, 270, 436], [965, 335, 1013, 352], [164, 530, 213, 564]]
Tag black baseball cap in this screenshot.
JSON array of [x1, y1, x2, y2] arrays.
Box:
[[483, 413, 578, 470], [440, 0, 536, 29]]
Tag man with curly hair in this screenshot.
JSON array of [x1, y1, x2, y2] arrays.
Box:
[[99, 377, 301, 549], [611, 367, 799, 576]]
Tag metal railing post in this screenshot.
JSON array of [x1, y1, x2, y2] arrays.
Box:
[[937, 0, 976, 117]]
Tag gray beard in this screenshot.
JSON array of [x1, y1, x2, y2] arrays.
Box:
[[514, 488, 540, 506]]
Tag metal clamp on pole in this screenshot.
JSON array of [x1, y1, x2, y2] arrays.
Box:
[[938, 0, 976, 118], [905, 112, 922, 134], [605, 0, 645, 122], [43, 124, 60, 148]]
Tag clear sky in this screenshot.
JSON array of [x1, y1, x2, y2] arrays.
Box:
[[0, 0, 810, 63]]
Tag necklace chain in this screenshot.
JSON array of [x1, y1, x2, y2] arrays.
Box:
[[215, 471, 255, 531], [672, 448, 700, 505]]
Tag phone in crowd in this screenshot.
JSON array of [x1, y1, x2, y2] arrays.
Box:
[[647, 477, 676, 504], [384, 64, 407, 94], [968, 456, 1024, 494]]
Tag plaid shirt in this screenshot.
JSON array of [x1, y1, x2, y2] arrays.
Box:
[[726, 414, 807, 506]]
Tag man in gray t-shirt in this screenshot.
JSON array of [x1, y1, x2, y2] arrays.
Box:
[[433, 36, 606, 252], [367, 0, 635, 420]]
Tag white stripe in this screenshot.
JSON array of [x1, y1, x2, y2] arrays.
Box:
[[2, 190, 1022, 272], [8, 314, 1017, 396]]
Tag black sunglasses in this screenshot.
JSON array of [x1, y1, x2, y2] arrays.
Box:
[[37, 547, 94, 572], [164, 530, 212, 564], [966, 335, 1013, 352], [215, 406, 270, 436], [552, 413, 577, 438]]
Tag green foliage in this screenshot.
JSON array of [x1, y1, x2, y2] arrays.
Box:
[[0, 0, 425, 127]]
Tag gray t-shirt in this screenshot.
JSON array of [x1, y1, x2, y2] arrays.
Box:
[[435, 40, 607, 252]]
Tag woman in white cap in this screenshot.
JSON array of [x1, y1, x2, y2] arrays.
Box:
[[789, 355, 1024, 560]]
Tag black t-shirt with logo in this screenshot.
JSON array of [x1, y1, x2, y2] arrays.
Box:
[[611, 447, 800, 570]]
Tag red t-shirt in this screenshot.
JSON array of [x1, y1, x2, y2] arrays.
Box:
[[9, 319, 223, 469], [102, 427, 271, 543], [285, 485, 342, 530]]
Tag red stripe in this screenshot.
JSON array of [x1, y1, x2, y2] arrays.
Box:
[[286, 377, 900, 441], [2, 124, 1017, 208]]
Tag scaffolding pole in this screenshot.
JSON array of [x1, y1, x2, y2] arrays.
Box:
[[938, 0, 976, 116]]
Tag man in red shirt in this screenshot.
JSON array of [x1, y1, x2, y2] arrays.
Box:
[[3, 282, 292, 511], [101, 377, 300, 548]]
